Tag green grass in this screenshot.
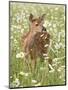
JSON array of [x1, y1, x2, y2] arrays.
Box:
[[9, 2, 66, 88]]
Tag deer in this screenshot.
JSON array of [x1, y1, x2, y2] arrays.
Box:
[[21, 14, 53, 71]]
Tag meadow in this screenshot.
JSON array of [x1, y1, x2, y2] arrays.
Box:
[[9, 2, 66, 88]]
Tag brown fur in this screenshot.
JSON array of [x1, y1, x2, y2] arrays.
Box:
[[21, 14, 52, 70]]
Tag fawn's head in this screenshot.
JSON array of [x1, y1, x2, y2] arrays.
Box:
[[29, 13, 45, 33]]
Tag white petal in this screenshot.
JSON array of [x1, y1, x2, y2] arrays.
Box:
[[44, 57, 49, 59], [16, 53, 20, 58], [49, 69, 55, 73], [20, 52, 25, 58], [24, 73, 29, 77], [34, 83, 41, 86], [32, 80, 37, 83], [19, 71, 25, 75], [57, 69, 61, 72], [11, 36, 13, 39], [55, 7, 58, 10], [61, 66, 65, 68], [48, 64, 54, 70], [53, 24, 56, 28]]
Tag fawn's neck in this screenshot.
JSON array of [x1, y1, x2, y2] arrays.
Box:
[[29, 27, 37, 36]]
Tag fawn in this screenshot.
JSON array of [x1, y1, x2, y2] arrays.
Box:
[[21, 14, 53, 71]]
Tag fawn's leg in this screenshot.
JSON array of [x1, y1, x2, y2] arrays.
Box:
[[30, 50, 36, 72], [31, 59, 36, 72], [24, 48, 32, 71]]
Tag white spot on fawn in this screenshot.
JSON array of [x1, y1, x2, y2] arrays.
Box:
[[44, 44, 49, 47], [43, 53, 48, 56], [30, 49, 32, 51], [40, 34, 44, 37], [45, 36, 47, 39]]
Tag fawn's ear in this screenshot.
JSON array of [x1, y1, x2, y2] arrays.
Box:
[[41, 14, 45, 20], [29, 13, 33, 21]]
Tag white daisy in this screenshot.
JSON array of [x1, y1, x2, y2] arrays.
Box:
[[16, 52, 25, 59], [16, 53, 20, 58], [40, 67, 45, 70], [32, 80, 37, 83], [53, 24, 56, 28], [34, 82, 41, 86], [24, 73, 29, 77], [13, 78, 20, 87], [44, 57, 49, 60], [19, 71, 25, 75]]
